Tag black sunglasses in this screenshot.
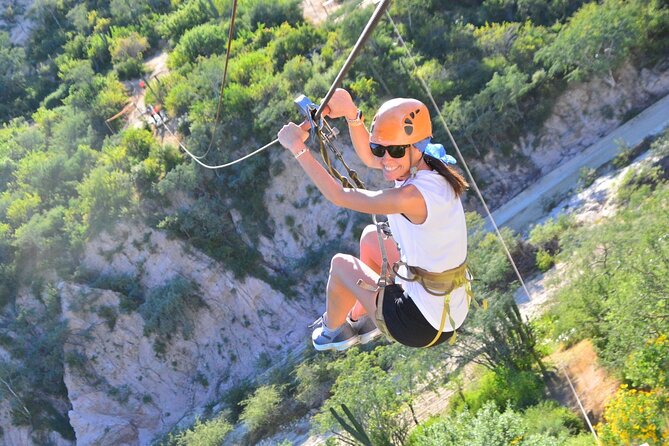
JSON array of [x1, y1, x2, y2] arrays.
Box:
[[370, 143, 410, 158]]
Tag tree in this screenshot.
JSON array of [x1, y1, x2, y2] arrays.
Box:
[[241, 0, 302, 31], [0, 32, 31, 120], [76, 166, 136, 233], [535, 0, 652, 86], [109, 30, 149, 79], [157, 0, 217, 43], [167, 23, 229, 68], [239, 384, 283, 435]]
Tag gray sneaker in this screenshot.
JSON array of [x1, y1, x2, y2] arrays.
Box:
[[311, 316, 359, 351], [348, 315, 381, 344]]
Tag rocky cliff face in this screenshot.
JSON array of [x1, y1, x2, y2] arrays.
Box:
[[59, 222, 323, 444], [468, 60, 669, 209]]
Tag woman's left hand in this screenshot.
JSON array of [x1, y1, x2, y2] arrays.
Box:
[[278, 122, 309, 155]]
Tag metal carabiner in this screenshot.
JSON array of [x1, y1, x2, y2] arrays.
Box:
[[294, 94, 339, 144]]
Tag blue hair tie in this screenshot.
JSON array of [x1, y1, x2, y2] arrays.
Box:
[[414, 138, 457, 165]]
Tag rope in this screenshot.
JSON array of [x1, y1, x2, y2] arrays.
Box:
[[161, 0, 389, 170], [163, 121, 279, 169], [385, 10, 600, 437], [561, 365, 602, 446], [198, 0, 239, 160]]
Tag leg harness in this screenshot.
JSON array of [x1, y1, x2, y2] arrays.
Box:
[[358, 220, 475, 348]]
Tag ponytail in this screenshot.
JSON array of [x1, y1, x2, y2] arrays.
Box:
[[423, 154, 468, 197]]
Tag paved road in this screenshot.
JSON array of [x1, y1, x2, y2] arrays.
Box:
[[491, 93, 669, 232]]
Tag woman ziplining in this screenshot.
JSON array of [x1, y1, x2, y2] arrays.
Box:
[[278, 88, 473, 351]]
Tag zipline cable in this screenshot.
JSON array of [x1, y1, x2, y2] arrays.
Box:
[[314, 0, 391, 120], [168, 0, 390, 170], [562, 365, 602, 445], [385, 11, 600, 439], [384, 11, 535, 308], [197, 0, 239, 160]]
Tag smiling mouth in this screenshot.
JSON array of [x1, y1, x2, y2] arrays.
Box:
[[383, 165, 400, 172]]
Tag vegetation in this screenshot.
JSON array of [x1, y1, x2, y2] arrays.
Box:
[[0, 0, 668, 441]]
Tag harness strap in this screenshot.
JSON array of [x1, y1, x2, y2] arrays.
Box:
[[394, 259, 474, 348], [423, 276, 474, 348]]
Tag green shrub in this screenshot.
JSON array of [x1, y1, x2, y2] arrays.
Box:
[[114, 57, 146, 80], [168, 23, 229, 68], [535, 0, 654, 83], [162, 414, 232, 446], [615, 165, 665, 204], [408, 401, 563, 446], [523, 400, 583, 438], [76, 166, 137, 233], [139, 277, 205, 342], [242, 0, 302, 30], [221, 379, 255, 423], [528, 215, 575, 252], [239, 384, 283, 434], [294, 356, 337, 407], [108, 30, 149, 80], [157, 0, 216, 43], [577, 167, 597, 190], [546, 181, 669, 370], [453, 367, 545, 414], [624, 335, 669, 389], [121, 128, 155, 160], [535, 249, 554, 272], [562, 434, 598, 446]]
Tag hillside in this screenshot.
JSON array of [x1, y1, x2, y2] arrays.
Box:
[[0, 0, 668, 444]]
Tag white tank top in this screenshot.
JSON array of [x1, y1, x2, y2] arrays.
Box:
[[386, 169, 469, 331]]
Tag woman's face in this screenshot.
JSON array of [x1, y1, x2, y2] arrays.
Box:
[[378, 145, 419, 182]]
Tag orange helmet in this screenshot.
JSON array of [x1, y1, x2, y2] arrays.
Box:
[[369, 98, 432, 146]]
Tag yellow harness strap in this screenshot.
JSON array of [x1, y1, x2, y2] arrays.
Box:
[[394, 261, 474, 348]]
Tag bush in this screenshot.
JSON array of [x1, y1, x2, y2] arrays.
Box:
[[624, 335, 669, 389], [577, 167, 597, 190], [139, 277, 205, 343], [535, 0, 653, 83], [109, 30, 149, 79], [598, 385, 669, 446], [242, 0, 302, 30], [163, 414, 232, 446], [76, 167, 137, 233], [294, 356, 337, 408], [545, 181, 669, 368], [121, 128, 156, 160], [157, 0, 216, 43], [453, 367, 545, 414], [528, 215, 575, 253], [239, 384, 283, 434], [408, 401, 564, 446], [523, 400, 583, 438], [615, 165, 665, 204], [168, 23, 229, 68], [535, 249, 554, 272]]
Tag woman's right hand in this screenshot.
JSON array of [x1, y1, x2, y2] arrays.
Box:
[[322, 88, 357, 120], [277, 122, 309, 155]]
